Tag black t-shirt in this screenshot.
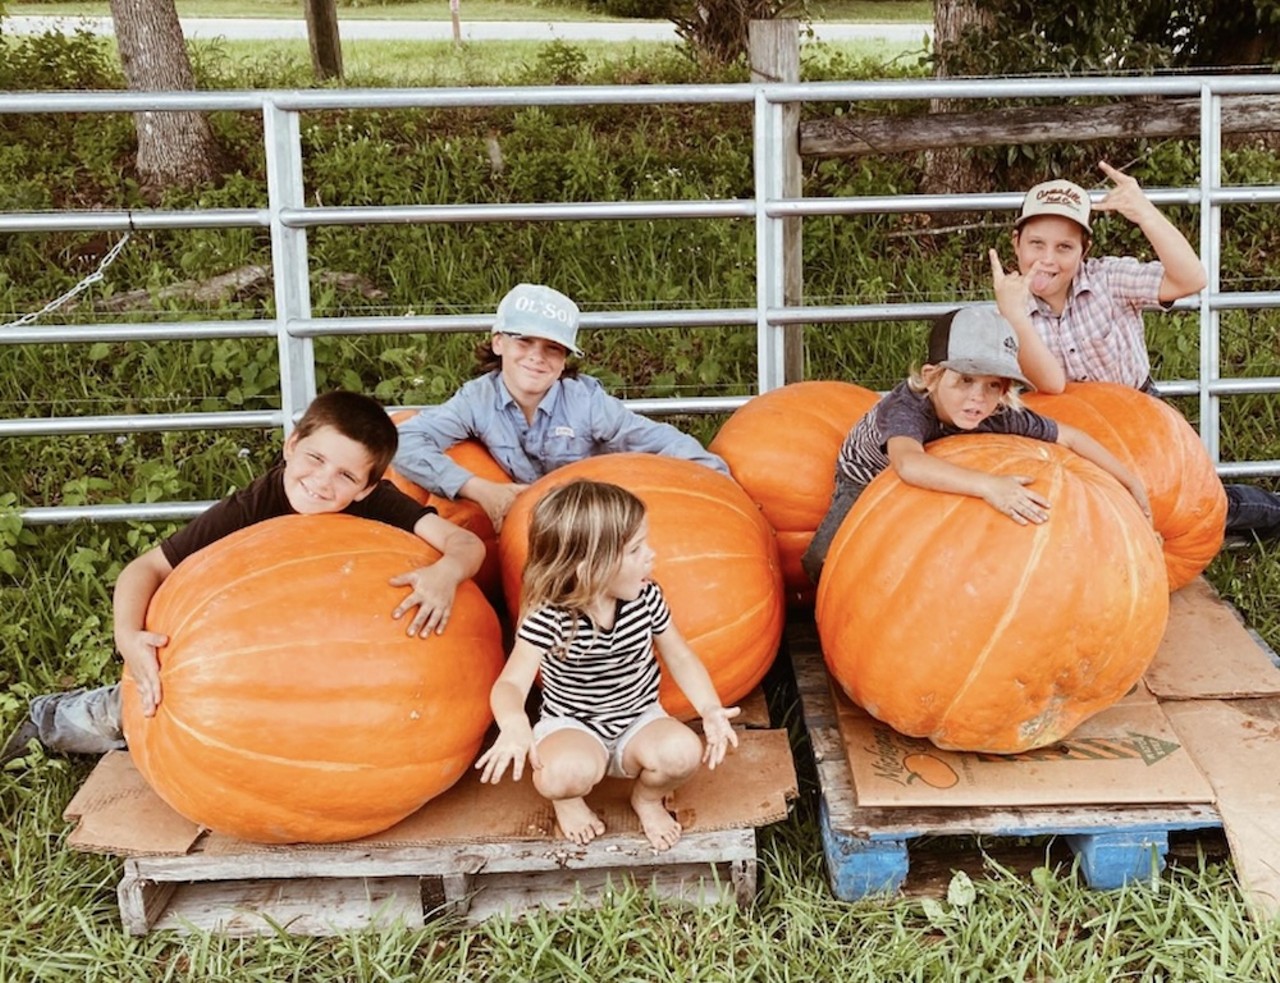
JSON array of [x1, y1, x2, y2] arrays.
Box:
[[160, 461, 435, 568]]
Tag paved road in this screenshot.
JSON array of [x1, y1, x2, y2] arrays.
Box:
[[2, 14, 932, 44]]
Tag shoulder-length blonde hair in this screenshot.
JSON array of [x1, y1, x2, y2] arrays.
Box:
[[907, 364, 1025, 412], [519, 479, 647, 624]]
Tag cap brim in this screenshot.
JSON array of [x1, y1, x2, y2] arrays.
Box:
[[939, 358, 1035, 392], [495, 329, 582, 356]]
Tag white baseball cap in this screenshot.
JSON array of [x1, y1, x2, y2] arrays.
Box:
[[1016, 179, 1092, 233], [493, 283, 582, 355]]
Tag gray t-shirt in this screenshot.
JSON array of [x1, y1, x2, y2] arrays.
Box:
[[836, 381, 1059, 487]]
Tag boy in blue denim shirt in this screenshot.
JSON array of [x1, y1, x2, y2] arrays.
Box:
[[394, 283, 729, 531]]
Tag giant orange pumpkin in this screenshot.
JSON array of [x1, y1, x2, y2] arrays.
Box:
[[709, 381, 879, 608], [816, 435, 1169, 754], [385, 415, 511, 600], [121, 514, 504, 844], [1024, 382, 1226, 591], [498, 454, 786, 719]]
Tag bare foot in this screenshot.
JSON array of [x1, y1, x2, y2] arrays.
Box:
[[551, 797, 605, 846], [631, 788, 682, 852]]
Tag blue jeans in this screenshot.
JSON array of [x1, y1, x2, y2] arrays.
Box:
[[1225, 483, 1280, 538], [801, 476, 867, 585], [29, 683, 126, 755]]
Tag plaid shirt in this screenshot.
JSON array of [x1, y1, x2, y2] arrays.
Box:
[[1026, 256, 1166, 389]]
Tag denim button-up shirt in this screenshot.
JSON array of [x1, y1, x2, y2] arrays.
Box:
[[393, 371, 729, 498]]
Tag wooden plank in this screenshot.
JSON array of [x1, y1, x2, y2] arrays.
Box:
[[117, 868, 178, 935], [462, 862, 742, 925], [117, 832, 757, 934], [128, 826, 757, 884], [798, 94, 1280, 159], [148, 876, 423, 937]]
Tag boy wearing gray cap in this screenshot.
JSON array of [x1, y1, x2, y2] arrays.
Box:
[[394, 284, 729, 531], [801, 307, 1150, 583], [997, 161, 1280, 540]]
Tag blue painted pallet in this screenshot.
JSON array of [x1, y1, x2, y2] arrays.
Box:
[[788, 620, 1224, 901]]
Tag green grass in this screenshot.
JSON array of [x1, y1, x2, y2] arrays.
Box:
[[2, 0, 934, 22]]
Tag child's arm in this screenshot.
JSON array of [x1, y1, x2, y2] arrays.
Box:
[[653, 624, 740, 769], [1094, 161, 1207, 303], [111, 547, 174, 717], [887, 435, 1052, 525], [475, 637, 543, 783], [388, 514, 485, 637], [458, 476, 529, 533], [1055, 423, 1152, 520], [989, 248, 1067, 394]]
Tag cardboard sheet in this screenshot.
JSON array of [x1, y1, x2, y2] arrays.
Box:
[[64, 729, 798, 858], [1163, 699, 1280, 920], [1145, 579, 1280, 700], [834, 683, 1215, 808]]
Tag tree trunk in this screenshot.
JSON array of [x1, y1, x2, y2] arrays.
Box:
[[109, 0, 224, 197], [923, 0, 995, 196], [303, 0, 344, 81]]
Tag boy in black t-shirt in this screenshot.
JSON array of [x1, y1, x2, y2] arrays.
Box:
[[3, 391, 484, 765]]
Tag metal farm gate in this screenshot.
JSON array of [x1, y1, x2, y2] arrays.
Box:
[[4, 68, 1280, 524]]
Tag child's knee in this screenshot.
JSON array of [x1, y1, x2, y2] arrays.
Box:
[[639, 726, 702, 780], [534, 752, 605, 799]]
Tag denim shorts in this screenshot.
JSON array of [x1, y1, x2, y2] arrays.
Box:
[[533, 703, 669, 779]]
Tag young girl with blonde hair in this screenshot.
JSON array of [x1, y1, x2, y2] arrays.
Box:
[[476, 479, 739, 851]]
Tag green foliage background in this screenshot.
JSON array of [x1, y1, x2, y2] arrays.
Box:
[[3, 28, 1280, 971]]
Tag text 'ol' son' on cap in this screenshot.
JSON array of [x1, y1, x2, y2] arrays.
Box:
[[493, 283, 583, 355], [1016, 179, 1092, 233], [927, 306, 1035, 391]]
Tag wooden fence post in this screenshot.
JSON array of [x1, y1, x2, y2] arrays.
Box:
[[749, 20, 804, 385]]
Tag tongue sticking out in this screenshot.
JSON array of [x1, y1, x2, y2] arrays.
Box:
[[1032, 272, 1054, 294]]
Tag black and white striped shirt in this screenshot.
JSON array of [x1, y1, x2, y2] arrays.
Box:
[[517, 580, 671, 740]]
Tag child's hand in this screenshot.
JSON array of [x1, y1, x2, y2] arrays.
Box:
[[1093, 161, 1160, 226], [1125, 477, 1153, 523], [698, 705, 741, 770], [118, 631, 168, 717], [475, 721, 540, 784], [389, 564, 456, 636], [469, 479, 529, 533], [989, 248, 1047, 313], [982, 475, 1051, 525]]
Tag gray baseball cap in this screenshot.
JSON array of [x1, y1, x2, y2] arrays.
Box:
[[493, 283, 582, 355], [927, 306, 1035, 391]]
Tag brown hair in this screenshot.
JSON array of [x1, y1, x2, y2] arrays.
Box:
[[1012, 216, 1093, 253], [520, 479, 646, 627], [293, 391, 398, 486], [473, 334, 580, 379]]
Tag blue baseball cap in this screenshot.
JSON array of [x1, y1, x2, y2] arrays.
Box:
[[493, 283, 582, 356]]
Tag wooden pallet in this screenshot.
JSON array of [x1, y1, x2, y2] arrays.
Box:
[[65, 688, 794, 936], [115, 826, 758, 935], [788, 620, 1225, 900]]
